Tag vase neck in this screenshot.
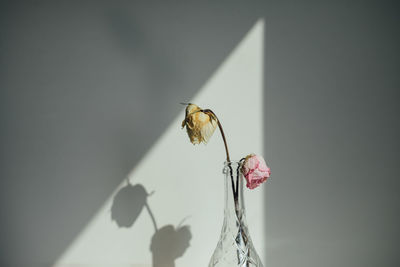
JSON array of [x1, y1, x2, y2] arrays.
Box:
[[223, 162, 247, 225]]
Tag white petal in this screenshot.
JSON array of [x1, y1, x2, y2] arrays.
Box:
[[200, 120, 217, 143]]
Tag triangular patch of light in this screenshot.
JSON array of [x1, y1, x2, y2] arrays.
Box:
[[55, 18, 265, 267]]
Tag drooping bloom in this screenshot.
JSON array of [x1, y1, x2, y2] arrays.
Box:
[[241, 154, 271, 189], [181, 103, 218, 144]]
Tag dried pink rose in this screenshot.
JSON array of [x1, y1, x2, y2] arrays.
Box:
[[241, 154, 271, 189]]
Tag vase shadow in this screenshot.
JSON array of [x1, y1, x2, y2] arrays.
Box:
[[111, 183, 192, 266]]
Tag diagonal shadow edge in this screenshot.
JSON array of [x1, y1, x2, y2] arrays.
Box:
[[52, 18, 265, 266]]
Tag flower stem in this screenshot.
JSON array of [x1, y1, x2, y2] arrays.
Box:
[[228, 163, 236, 198], [202, 109, 230, 162], [235, 164, 240, 198], [217, 119, 231, 163], [202, 109, 240, 218], [236, 158, 245, 198]]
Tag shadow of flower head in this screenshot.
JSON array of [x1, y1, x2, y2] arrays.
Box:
[[111, 183, 148, 228], [150, 224, 192, 265]]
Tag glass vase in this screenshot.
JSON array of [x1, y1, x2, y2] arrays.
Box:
[[208, 161, 264, 267]]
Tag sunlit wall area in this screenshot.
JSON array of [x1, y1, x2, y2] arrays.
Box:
[[1, 1, 399, 267], [53, 19, 265, 267], [0, 1, 265, 267]]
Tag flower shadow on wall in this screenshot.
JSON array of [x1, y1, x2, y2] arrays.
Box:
[[111, 182, 192, 267]]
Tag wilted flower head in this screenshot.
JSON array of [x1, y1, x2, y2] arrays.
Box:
[[241, 154, 271, 189], [181, 103, 217, 144]]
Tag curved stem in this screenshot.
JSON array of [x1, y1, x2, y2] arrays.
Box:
[[202, 109, 230, 162], [201, 109, 238, 217], [217, 119, 231, 163]]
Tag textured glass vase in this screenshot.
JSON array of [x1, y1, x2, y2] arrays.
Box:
[[209, 161, 264, 267]]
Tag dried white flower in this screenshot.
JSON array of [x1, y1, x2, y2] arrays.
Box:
[[181, 104, 217, 144]]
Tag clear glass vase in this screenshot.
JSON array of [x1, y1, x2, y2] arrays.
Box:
[[208, 161, 264, 267]]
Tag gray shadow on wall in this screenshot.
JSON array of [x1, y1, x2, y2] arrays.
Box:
[[0, 1, 266, 266], [111, 183, 191, 267], [263, 1, 400, 266]]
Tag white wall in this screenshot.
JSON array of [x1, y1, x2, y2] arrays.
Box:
[[54, 20, 266, 267]]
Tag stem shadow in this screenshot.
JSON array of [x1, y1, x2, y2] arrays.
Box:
[[111, 183, 192, 266]]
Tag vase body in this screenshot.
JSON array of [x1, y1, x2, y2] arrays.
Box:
[[208, 161, 264, 267]]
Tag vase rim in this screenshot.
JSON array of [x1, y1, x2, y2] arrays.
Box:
[[223, 160, 243, 165]]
